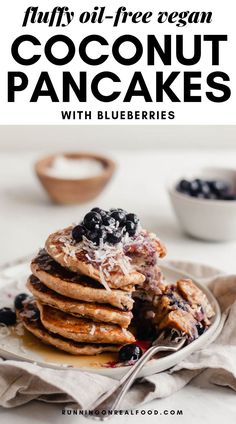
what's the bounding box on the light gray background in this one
[0,125,235,151]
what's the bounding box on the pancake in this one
[37,302,135,345]
[18,304,120,355]
[31,251,134,311]
[177,279,215,320]
[45,227,145,289]
[32,249,134,292]
[27,275,132,328]
[159,309,198,336]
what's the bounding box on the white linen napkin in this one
[0,260,235,409]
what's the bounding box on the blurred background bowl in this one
[35,152,116,205]
[168,167,236,242]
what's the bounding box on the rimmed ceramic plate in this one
[0,257,222,380]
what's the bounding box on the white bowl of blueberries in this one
[168,167,236,241]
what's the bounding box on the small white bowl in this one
[168,167,236,242]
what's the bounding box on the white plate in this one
[0,258,222,380]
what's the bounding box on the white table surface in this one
[1,148,236,424]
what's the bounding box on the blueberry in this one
[86,229,99,244]
[201,182,211,197]
[125,213,139,225]
[107,230,122,245]
[14,293,29,310]
[189,179,201,197]
[119,344,143,362]
[86,228,106,245]
[72,224,85,242]
[0,307,16,326]
[196,323,205,336]
[110,210,126,224]
[125,220,137,236]
[102,215,116,227]
[83,212,102,230]
[208,180,229,196]
[91,207,107,218]
[177,179,190,193]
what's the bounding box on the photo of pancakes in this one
[17,207,214,358]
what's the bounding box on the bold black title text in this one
[7,7,231,103]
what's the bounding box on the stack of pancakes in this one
[18,223,215,353]
[19,225,153,355]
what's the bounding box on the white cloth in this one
[0,260,235,409]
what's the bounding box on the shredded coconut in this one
[57,226,162,291]
[89,325,96,336]
[121,328,129,336]
[99,266,111,292]
[46,156,104,180]
[57,231,133,290]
